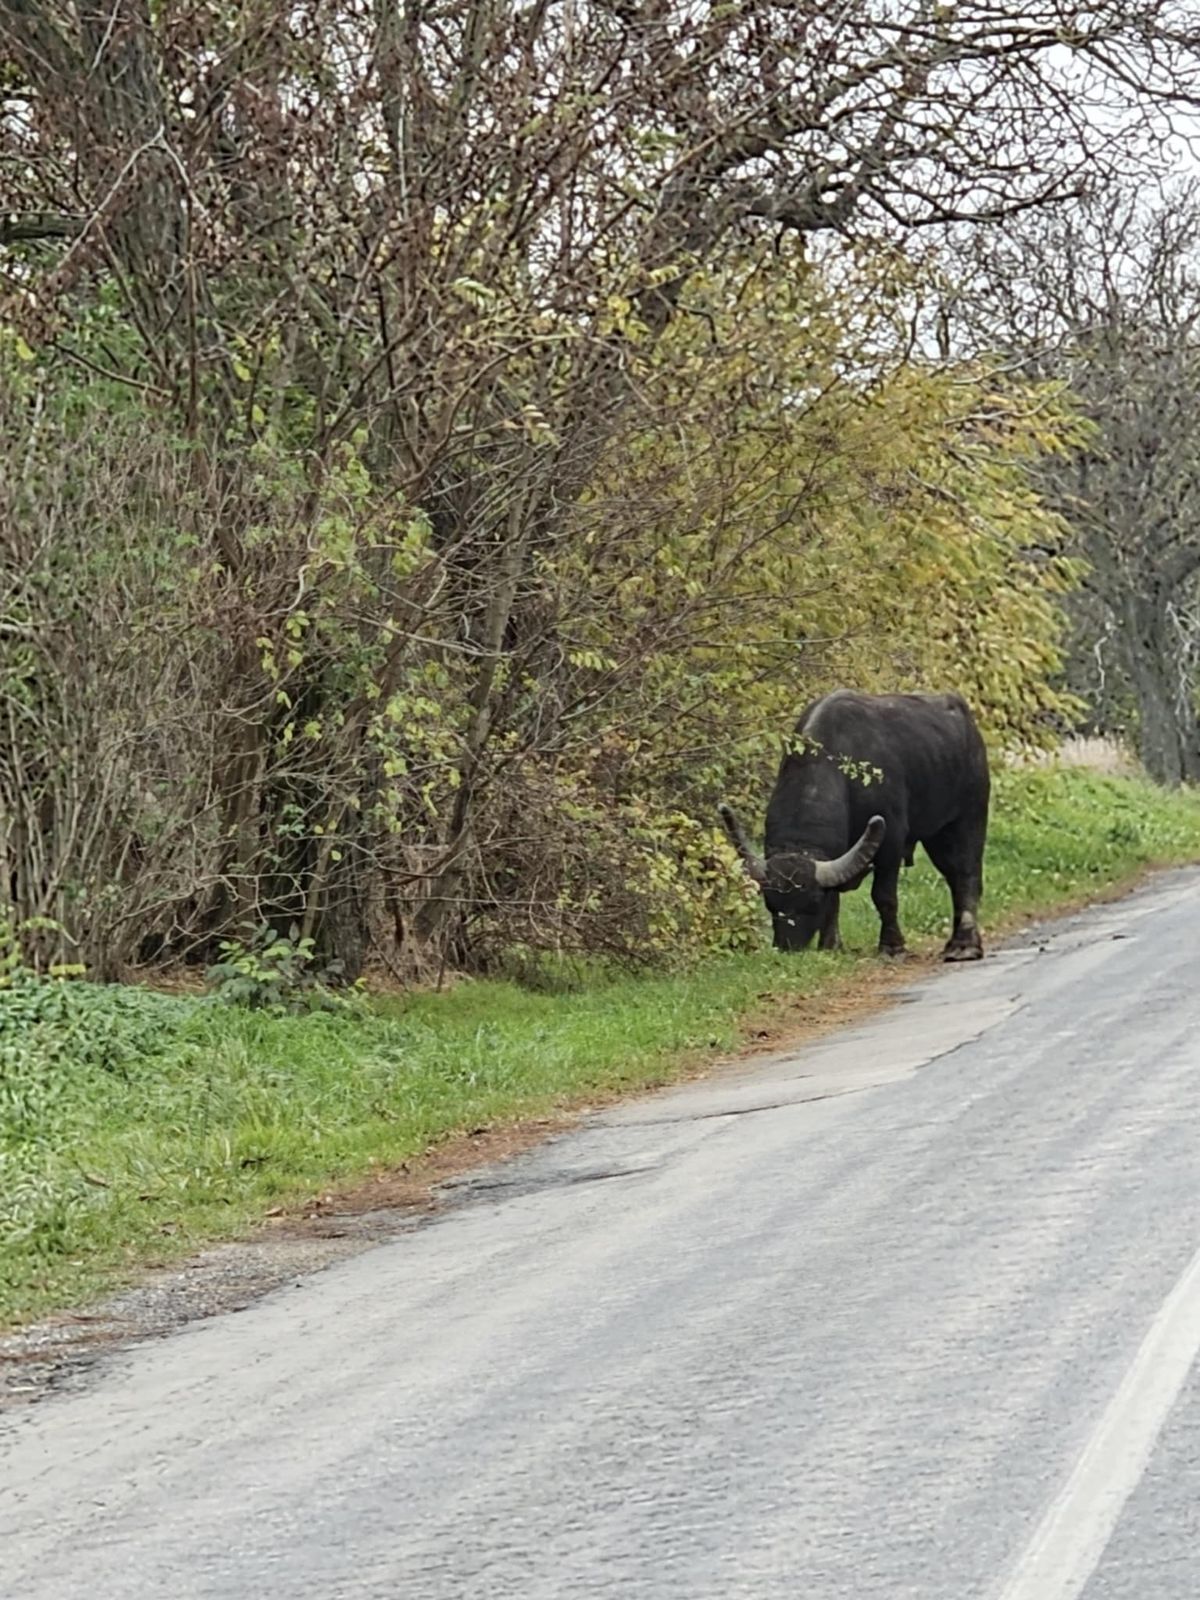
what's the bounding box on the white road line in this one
[996,1241,1200,1600]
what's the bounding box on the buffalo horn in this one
[813,816,886,890]
[717,803,767,884]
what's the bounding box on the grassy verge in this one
[4,765,1200,1329]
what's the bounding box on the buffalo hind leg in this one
[924,824,984,962]
[871,860,907,957]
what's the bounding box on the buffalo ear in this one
[718,803,767,884]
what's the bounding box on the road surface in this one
[4,870,1200,1599]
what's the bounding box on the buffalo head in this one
[718,803,886,951]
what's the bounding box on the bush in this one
[206,924,361,1014]
[0,269,1083,985]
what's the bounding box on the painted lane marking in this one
[997,1241,1200,1600]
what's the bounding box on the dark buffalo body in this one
[720,690,990,959]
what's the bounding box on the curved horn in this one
[718,802,767,884]
[814,815,886,890]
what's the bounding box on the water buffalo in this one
[719,690,990,960]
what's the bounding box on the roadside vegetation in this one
[4,764,1200,1330]
[5,7,1200,1328]
[3,2,1197,986]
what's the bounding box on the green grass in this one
[3,765,1200,1329]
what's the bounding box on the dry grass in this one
[1011,735,1140,777]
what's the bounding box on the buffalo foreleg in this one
[818,892,842,952]
[870,860,906,956]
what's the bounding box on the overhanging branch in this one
[1,212,83,245]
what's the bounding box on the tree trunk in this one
[1122,594,1198,785]
[412,514,527,951]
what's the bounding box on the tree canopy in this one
[2,1,1194,972]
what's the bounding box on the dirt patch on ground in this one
[285,956,923,1231]
[286,1117,577,1226]
[725,956,928,1058]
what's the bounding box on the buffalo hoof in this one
[942,942,984,963]
[878,945,912,961]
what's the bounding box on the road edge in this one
[3,858,1197,1410]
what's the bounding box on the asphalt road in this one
[4,871,1200,1599]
